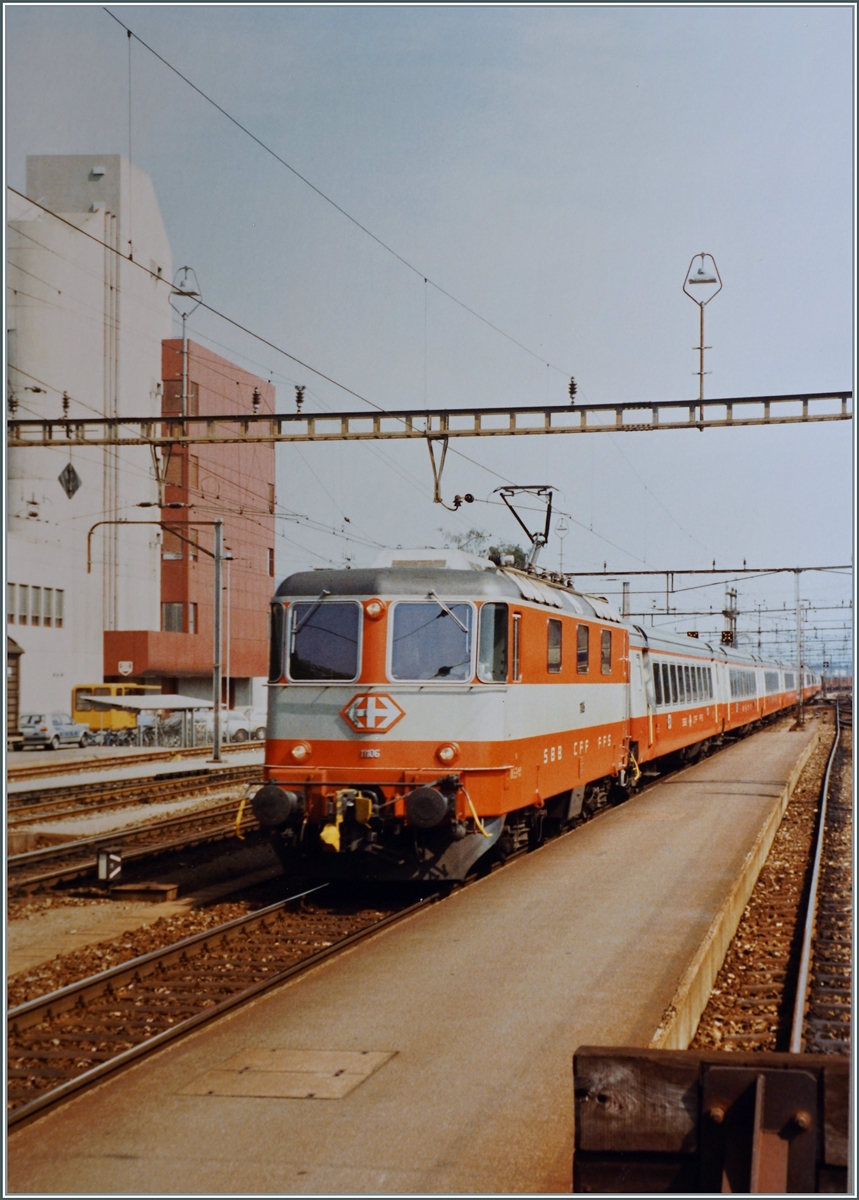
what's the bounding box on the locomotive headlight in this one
[365,598,386,620]
[436,742,460,765]
[290,741,312,762]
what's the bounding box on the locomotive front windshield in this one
[391,602,473,681]
[288,601,360,681]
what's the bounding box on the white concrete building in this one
[7,155,173,715]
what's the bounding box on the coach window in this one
[577,625,589,674]
[691,666,698,702]
[478,603,508,682]
[547,619,562,674]
[391,601,472,681]
[512,613,522,681]
[669,663,678,704]
[661,663,670,705]
[653,661,663,705]
[600,629,612,675]
[290,600,360,681]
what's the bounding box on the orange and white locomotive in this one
[253,547,819,881]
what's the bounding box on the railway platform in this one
[7,745,263,794]
[7,719,820,1195]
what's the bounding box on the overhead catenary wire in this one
[102,7,574,382]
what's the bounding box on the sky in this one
[4,4,855,667]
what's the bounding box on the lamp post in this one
[683,253,722,408]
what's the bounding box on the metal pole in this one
[699,302,705,403]
[212,518,223,761]
[795,569,804,727]
[181,311,188,417]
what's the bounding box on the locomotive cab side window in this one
[653,661,663,705]
[477,603,508,682]
[576,624,589,674]
[391,601,473,681]
[601,630,612,675]
[547,619,562,674]
[512,613,522,681]
[289,600,360,681]
[269,602,287,681]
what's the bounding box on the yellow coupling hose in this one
[460,785,492,837]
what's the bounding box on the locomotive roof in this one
[276,565,610,620]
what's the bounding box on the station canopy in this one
[76,694,214,711]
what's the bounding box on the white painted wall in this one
[7,155,172,715]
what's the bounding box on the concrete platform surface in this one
[7,722,819,1196]
[8,748,263,796]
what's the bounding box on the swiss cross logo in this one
[341,693,405,734]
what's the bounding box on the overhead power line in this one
[103,7,573,380]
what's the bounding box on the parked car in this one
[20,713,91,750]
[189,707,268,743]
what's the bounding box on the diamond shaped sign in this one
[58,462,82,499]
[340,693,405,734]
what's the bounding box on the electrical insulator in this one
[252,387,261,414]
[568,377,578,403]
[295,385,305,413]
[62,391,70,417]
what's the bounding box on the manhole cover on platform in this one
[179,1048,396,1100]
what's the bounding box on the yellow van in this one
[72,684,162,731]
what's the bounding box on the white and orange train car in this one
[253,549,820,881]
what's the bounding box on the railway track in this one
[8,764,258,826]
[7,740,263,784]
[7,887,431,1126]
[691,700,851,1054]
[7,799,260,892]
[792,700,851,1053]
[7,714,826,1126]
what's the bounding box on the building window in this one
[164,452,183,486]
[161,602,183,633]
[268,547,275,577]
[268,483,275,514]
[31,586,41,626]
[547,618,562,673]
[7,583,15,623]
[576,624,589,674]
[188,455,200,492]
[43,588,53,627]
[189,529,199,561]
[188,602,198,635]
[55,589,64,629]
[18,585,28,625]
[161,529,183,560]
[601,629,612,674]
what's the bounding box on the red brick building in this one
[104,340,275,707]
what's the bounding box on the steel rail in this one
[7,887,434,1128]
[8,765,257,823]
[7,814,259,891]
[6,391,852,448]
[7,739,263,783]
[789,702,843,1052]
